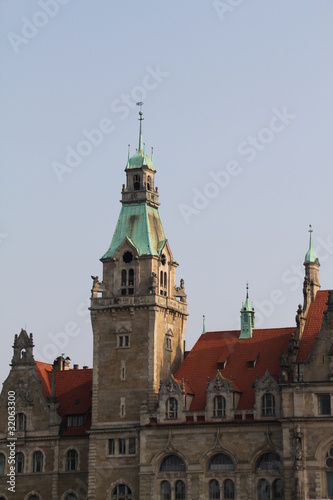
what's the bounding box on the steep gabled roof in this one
[101,203,167,259]
[34,362,92,436]
[297,290,329,362]
[175,328,295,411]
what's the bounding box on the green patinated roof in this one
[243,295,254,312]
[304,225,319,264]
[126,149,155,172]
[102,203,166,259]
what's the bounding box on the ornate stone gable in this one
[206,370,233,394]
[159,374,184,397]
[255,370,279,393]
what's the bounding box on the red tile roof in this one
[34,362,92,436]
[297,290,329,362]
[175,328,295,411]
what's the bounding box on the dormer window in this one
[166,397,178,419]
[213,395,226,418]
[262,393,275,416]
[16,413,26,431]
[133,174,140,191]
[67,415,84,427]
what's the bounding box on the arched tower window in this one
[128,268,134,286]
[147,175,152,191]
[133,174,140,191]
[121,269,127,287]
[262,393,275,416]
[160,270,167,296]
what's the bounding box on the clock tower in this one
[88,107,188,498]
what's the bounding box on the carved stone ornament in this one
[255,370,279,392]
[16,379,34,406]
[159,374,184,396]
[207,370,232,394]
[213,428,224,449]
[165,428,175,451]
[293,424,304,471]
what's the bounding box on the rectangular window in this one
[118,335,130,348]
[67,415,84,427]
[119,438,126,455]
[129,438,136,455]
[318,394,331,415]
[108,439,115,455]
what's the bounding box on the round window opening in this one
[123,252,133,264]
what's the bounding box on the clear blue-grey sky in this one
[1,1,333,385]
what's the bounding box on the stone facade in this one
[0,115,332,500]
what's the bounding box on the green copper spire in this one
[202,314,206,334]
[304,224,319,264]
[239,283,255,339]
[126,103,155,172]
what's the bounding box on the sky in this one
[1,1,333,386]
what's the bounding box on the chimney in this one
[73,364,79,370]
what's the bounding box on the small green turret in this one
[239,284,255,339]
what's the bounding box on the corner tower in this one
[303,224,320,308]
[90,108,188,426]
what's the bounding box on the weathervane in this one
[136,101,144,120]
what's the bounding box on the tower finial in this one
[136,101,144,152]
[246,281,249,299]
[202,314,206,334]
[304,224,319,264]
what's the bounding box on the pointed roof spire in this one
[202,314,206,334]
[136,101,144,152]
[304,224,319,264]
[240,284,255,339]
